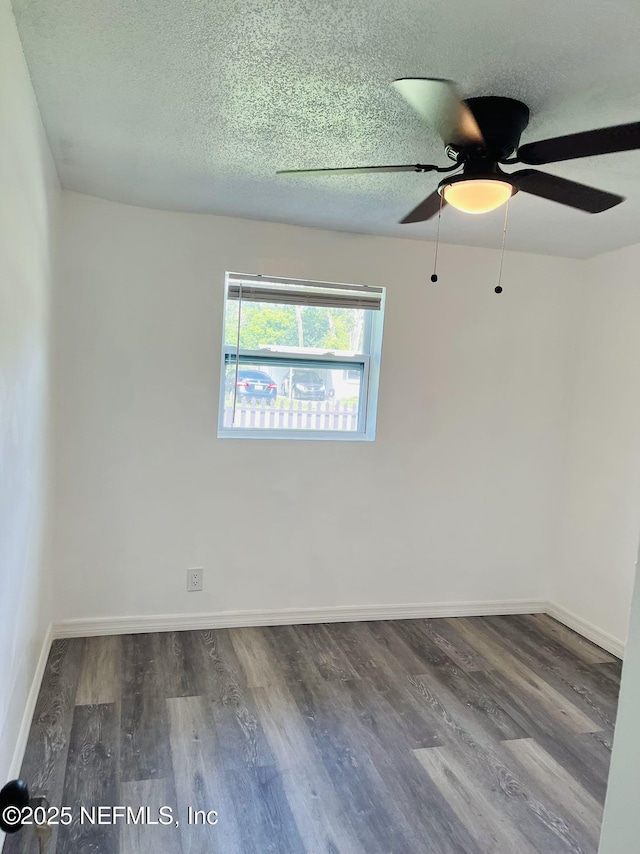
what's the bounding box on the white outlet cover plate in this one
[187,567,203,592]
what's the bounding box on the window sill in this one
[217,428,375,442]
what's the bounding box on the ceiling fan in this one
[277,79,640,223]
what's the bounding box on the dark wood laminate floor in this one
[4,614,621,854]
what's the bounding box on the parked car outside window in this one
[228,369,277,404]
[280,368,327,401]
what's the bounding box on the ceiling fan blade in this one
[393,78,483,147]
[517,122,640,165]
[400,190,444,223]
[512,169,624,213]
[277,164,437,176]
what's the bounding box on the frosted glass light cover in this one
[443,179,513,214]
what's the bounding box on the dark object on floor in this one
[0,779,29,833]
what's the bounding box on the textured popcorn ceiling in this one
[11,0,640,257]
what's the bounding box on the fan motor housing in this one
[437,166,519,198]
[446,96,530,162]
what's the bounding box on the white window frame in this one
[217,273,385,441]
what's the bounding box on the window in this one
[218,272,385,440]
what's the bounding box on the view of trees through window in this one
[224,301,365,353]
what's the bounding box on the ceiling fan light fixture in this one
[442,178,514,214]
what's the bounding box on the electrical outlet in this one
[187,567,203,592]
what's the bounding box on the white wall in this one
[53,192,582,624]
[598,560,640,853]
[551,244,640,646]
[0,0,59,782]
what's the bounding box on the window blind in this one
[227,273,383,311]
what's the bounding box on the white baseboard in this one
[545,601,625,659]
[9,623,54,780]
[53,598,547,639]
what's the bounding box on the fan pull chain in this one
[431,193,444,283]
[495,196,511,294]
